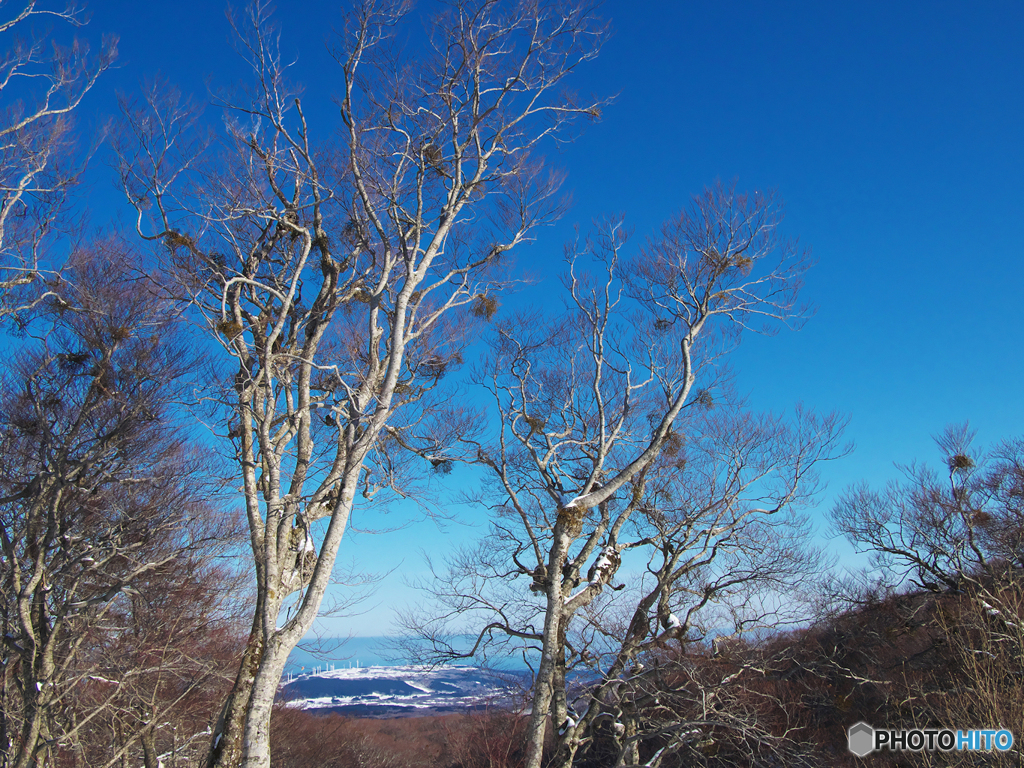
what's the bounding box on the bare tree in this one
[0,241,236,768]
[0,1,115,323]
[738,429,1024,767]
[833,425,1024,626]
[114,1,608,765]
[410,403,843,768]
[401,185,834,768]
[582,636,830,768]
[53,532,247,768]
[830,426,1024,765]
[552,409,842,768]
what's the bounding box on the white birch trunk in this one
[524,522,573,768]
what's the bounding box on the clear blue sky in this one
[69,0,1024,636]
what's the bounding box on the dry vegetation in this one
[267,575,1023,768]
[270,708,529,768]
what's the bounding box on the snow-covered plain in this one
[279,665,524,718]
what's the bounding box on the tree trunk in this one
[620,720,640,767]
[239,637,291,768]
[141,725,159,768]
[548,625,580,768]
[524,524,572,768]
[13,679,44,768]
[206,613,264,768]
[11,715,37,768]
[524,624,558,768]
[1,646,10,768]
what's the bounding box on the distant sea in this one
[285,636,531,674]
[285,637,398,673]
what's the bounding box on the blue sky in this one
[65,0,1024,636]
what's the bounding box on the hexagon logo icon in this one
[848,722,875,756]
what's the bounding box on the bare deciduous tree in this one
[410,403,844,768]
[833,425,1024,627]
[552,409,843,768]
[114,2,608,765]
[0,242,236,768]
[401,185,838,768]
[763,428,1024,766]
[76,564,244,768]
[0,1,115,323]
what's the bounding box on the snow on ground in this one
[279,664,523,717]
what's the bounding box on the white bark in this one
[403,190,828,768]
[115,3,608,766]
